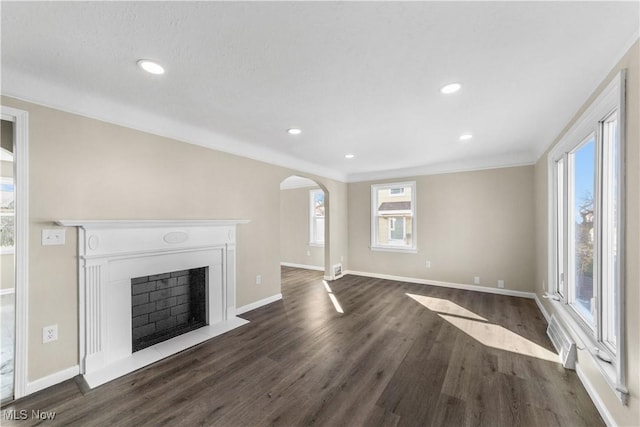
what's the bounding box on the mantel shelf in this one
[56,219,251,229]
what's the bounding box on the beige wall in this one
[280,186,324,268]
[534,41,639,425]
[348,166,536,292]
[0,96,349,382]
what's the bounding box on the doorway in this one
[280,176,326,272]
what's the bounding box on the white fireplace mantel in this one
[57,219,250,389]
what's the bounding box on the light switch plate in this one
[42,228,66,246]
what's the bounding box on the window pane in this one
[389,217,405,241]
[309,189,324,245]
[0,178,14,250]
[373,183,414,249]
[569,136,595,326]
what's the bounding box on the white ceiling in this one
[2,2,638,182]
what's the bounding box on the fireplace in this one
[57,219,250,389]
[131,267,208,352]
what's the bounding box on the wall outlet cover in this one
[474,276,480,285]
[43,324,58,343]
[42,228,66,246]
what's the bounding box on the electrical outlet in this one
[256,275,262,285]
[474,276,480,285]
[43,324,58,343]
[498,280,505,288]
[306,250,311,256]
[42,228,66,246]
[425,260,431,268]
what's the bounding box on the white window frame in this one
[1,106,29,399]
[371,181,417,253]
[547,70,627,403]
[309,188,324,246]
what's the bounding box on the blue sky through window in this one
[574,137,595,223]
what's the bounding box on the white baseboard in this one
[280,262,324,272]
[576,362,616,427]
[236,293,283,315]
[534,294,551,323]
[24,365,79,396]
[345,270,536,299]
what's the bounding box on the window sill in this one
[308,243,324,248]
[370,245,418,254]
[0,247,15,255]
[549,296,628,404]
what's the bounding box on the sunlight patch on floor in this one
[440,314,559,363]
[323,281,344,314]
[406,293,487,321]
[406,293,559,363]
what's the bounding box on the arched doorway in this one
[279,175,327,273]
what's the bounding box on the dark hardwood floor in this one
[2,267,604,426]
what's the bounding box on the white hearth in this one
[57,220,250,389]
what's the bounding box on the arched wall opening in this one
[279,175,328,274]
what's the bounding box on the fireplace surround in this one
[57,219,250,389]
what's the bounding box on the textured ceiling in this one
[2,2,638,182]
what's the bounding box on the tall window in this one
[568,134,596,326]
[0,167,14,254]
[371,181,416,252]
[309,189,324,246]
[549,71,626,402]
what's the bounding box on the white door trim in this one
[2,106,29,399]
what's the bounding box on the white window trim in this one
[308,188,324,247]
[1,106,29,399]
[546,70,627,404]
[371,181,417,253]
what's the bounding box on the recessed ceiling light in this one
[137,59,165,75]
[440,83,461,94]
[459,133,473,141]
[345,154,355,159]
[287,128,302,135]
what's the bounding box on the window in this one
[0,175,14,254]
[371,181,416,252]
[568,134,596,326]
[309,189,324,246]
[548,71,626,402]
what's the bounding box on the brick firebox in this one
[131,267,207,351]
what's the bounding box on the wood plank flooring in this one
[1,267,604,426]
